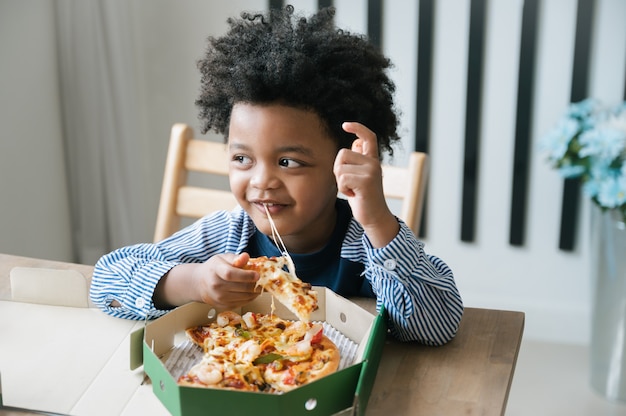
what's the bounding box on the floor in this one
[506,340,626,416]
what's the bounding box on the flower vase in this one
[590,206,626,402]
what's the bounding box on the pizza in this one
[178,310,341,393]
[248,205,318,323]
[245,256,318,323]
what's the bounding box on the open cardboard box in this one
[1,267,152,415]
[130,287,387,416]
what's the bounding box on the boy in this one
[90,6,463,345]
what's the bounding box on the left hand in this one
[333,122,399,247]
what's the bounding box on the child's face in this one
[228,103,339,253]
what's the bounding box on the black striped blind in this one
[509,0,539,246]
[318,0,333,10]
[460,0,487,242]
[367,0,383,50]
[415,0,434,238]
[269,0,283,10]
[559,0,595,251]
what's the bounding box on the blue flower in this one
[579,122,626,162]
[540,118,580,161]
[558,164,586,178]
[596,174,626,209]
[565,98,601,121]
[584,162,616,199]
[582,179,599,200]
[541,99,626,222]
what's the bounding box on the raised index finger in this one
[342,122,379,160]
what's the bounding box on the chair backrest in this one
[154,124,236,242]
[154,123,428,242]
[381,151,428,236]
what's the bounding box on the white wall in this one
[0,1,73,261]
[1,0,625,345]
[128,0,270,215]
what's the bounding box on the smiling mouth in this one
[253,200,283,207]
[253,201,284,213]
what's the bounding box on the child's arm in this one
[90,209,258,319]
[360,223,463,344]
[335,122,463,344]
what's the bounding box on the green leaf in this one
[234,327,251,339]
[253,353,283,364]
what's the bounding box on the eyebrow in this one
[229,142,315,157]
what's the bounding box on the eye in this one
[278,158,303,168]
[232,154,252,166]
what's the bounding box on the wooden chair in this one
[154,123,428,242]
[153,124,236,242]
[382,151,428,236]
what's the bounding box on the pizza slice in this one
[245,256,318,323]
[262,334,340,392]
[256,321,340,392]
[178,350,266,391]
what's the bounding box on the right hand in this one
[153,252,260,309]
[191,252,260,308]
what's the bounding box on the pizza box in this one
[130,286,387,416]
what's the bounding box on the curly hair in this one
[196,5,401,158]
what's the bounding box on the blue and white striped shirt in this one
[90,199,463,345]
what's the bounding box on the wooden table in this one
[0,253,524,416]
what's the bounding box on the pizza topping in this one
[280,320,308,343]
[242,311,258,329]
[187,362,223,385]
[180,312,340,393]
[304,323,324,344]
[236,339,262,363]
[253,352,283,365]
[278,339,313,360]
[217,311,242,327]
[234,327,251,339]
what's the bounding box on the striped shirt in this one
[90,199,463,345]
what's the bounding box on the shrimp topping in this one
[217,311,242,327]
[236,339,262,363]
[280,321,309,343]
[242,311,258,329]
[281,339,313,359]
[189,362,223,385]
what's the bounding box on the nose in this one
[249,163,279,190]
